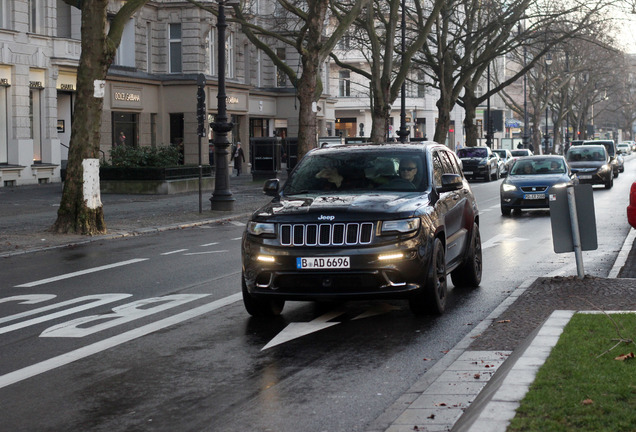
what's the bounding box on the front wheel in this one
[242,276,285,318]
[451,223,482,288]
[409,238,447,315]
[501,204,512,216]
[605,175,613,189]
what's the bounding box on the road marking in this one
[14,259,149,288]
[231,237,242,241]
[0,294,133,333]
[0,295,56,305]
[262,303,401,350]
[262,309,346,350]
[481,234,528,250]
[0,293,242,389]
[230,221,244,227]
[200,242,219,247]
[161,249,188,255]
[184,250,228,256]
[40,294,210,338]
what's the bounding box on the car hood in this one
[505,173,570,186]
[252,193,431,221]
[568,161,605,169]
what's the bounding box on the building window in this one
[29,0,41,33]
[417,71,426,98]
[276,48,286,87]
[226,31,234,78]
[339,70,350,97]
[208,27,216,75]
[30,89,42,162]
[114,18,135,67]
[0,87,7,163]
[169,23,182,73]
[112,112,138,147]
[0,0,9,29]
[169,113,184,163]
[256,49,262,87]
[146,22,152,72]
[250,118,269,138]
[337,32,351,50]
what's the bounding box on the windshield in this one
[457,148,487,158]
[493,150,507,158]
[566,147,606,162]
[510,150,530,157]
[284,150,429,194]
[510,158,566,175]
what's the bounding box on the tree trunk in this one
[463,93,479,147]
[52,1,112,234]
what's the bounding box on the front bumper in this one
[242,237,432,301]
[500,190,550,210]
[573,168,611,185]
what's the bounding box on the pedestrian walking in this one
[231,142,245,176]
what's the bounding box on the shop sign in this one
[112,87,142,108]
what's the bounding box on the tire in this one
[451,223,482,288]
[495,167,500,180]
[501,204,512,216]
[242,275,284,317]
[409,238,447,315]
[485,170,491,182]
[605,175,613,189]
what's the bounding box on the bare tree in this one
[53,0,149,235]
[329,0,444,143]
[189,0,367,159]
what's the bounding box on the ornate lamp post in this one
[522,40,529,149]
[543,53,552,155]
[485,61,493,148]
[397,0,410,143]
[210,0,235,211]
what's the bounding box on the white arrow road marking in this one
[481,234,528,250]
[261,309,347,351]
[262,303,401,350]
[15,259,149,287]
[352,303,401,320]
[0,293,242,390]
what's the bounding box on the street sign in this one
[549,184,597,253]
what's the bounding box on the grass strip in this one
[508,313,636,431]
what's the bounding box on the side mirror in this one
[438,173,463,193]
[263,178,280,197]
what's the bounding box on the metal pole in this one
[397,0,409,143]
[485,62,492,147]
[566,185,585,278]
[210,0,235,211]
[522,45,528,149]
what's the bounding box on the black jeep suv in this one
[241,143,482,317]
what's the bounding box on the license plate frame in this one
[524,193,545,200]
[578,175,593,180]
[297,257,351,269]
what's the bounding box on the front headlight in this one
[598,164,610,172]
[247,221,276,237]
[550,183,568,189]
[381,218,421,235]
[478,160,487,166]
[502,183,517,192]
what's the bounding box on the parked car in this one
[574,140,620,178]
[241,143,482,317]
[628,182,636,228]
[566,145,613,189]
[500,155,578,216]
[492,149,514,176]
[617,142,632,155]
[456,146,500,181]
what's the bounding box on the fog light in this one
[257,255,275,263]
[378,252,404,261]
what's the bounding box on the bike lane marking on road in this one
[0,292,242,389]
[14,259,149,288]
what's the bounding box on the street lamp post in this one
[543,53,552,155]
[397,0,409,143]
[522,43,529,149]
[210,0,235,211]
[485,61,492,148]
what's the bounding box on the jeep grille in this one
[279,223,374,246]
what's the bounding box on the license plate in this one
[297,257,350,269]
[578,175,592,180]
[524,193,545,200]
[463,171,473,175]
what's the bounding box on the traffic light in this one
[196,74,206,137]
